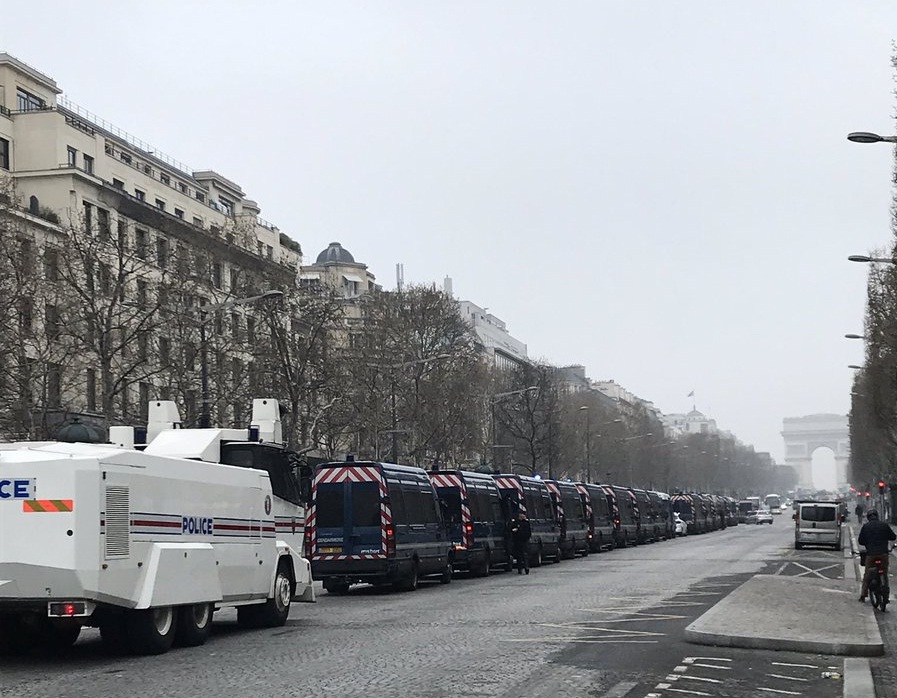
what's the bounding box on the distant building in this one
[662,409,719,438]
[455,298,528,371]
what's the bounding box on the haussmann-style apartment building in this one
[0,52,304,439]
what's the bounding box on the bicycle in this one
[859,544,893,612]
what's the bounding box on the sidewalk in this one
[684,522,883,697]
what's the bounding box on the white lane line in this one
[665,689,712,697]
[655,684,671,690]
[766,674,809,682]
[690,663,731,670]
[599,680,638,698]
[672,665,688,673]
[772,662,817,669]
[756,687,802,696]
[684,657,732,662]
[672,675,722,684]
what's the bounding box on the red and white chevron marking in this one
[494,476,526,516]
[430,473,472,548]
[575,483,593,521]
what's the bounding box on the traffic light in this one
[866,491,871,498]
[879,480,886,494]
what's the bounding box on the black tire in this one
[42,623,81,651]
[126,606,178,655]
[0,614,38,656]
[531,544,543,568]
[795,542,803,550]
[473,550,491,578]
[324,579,350,594]
[395,560,419,592]
[440,559,453,585]
[175,603,213,647]
[99,614,128,654]
[239,567,293,628]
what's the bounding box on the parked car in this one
[755,507,774,525]
[744,509,759,525]
[794,500,843,550]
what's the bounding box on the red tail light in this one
[386,526,396,556]
[304,527,314,555]
[465,524,473,533]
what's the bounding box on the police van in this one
[493,474,561,566]
[603,484,640,547]
[672,493,704,534]
[545,480,590,558]
[307,459,453,593]
[577,483,616,552]
[430,470,510,576]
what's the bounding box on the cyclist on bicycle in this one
[858,510,896,603]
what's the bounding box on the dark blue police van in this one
[430,470,511,576]
[493,474,561,566]
[307,460,453,593]
[545,479,590,558]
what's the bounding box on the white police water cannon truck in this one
[0,398,314,655]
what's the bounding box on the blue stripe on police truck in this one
[0,478,36,499]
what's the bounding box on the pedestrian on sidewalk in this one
[855,502,865,522]
[509,511,532,575]
[858,510,896,602]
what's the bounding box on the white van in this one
[794,501,843,550]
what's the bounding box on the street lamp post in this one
[847,132,897,144]
[579,406,591,482]
[197,290,283,428]
[621,432,653,486]
[490,386,539,472]
[367,354,452,463]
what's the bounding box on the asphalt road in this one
[0,518,846,698]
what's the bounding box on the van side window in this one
[421,487,440,524]
[352,481,382,527]
[490,493,504,523]
[388,481,407,522]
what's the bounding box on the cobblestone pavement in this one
[0,524,831,698]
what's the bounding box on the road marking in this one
[599,680,638,698]
[579,608,687,621]
[538,622,665,637]
[689,663,731,670]
[673,665,688,673]
[756,688,802,696]
[503,636,659,644]
[671,675,721,684]
[772,662,817,669]
[684,657,732,662]
[665,689,712,697]
[766,674,808,682]
[655,684,671,690]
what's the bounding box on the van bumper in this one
[312,558,402,584]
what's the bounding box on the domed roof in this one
[687,409,705,418]
[315,242,355,265]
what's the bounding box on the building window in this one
[158,284,169,308]
[0,138,9,170]
[134,188,145,201]
[45,304,61,339]
[231,312,241,341]
[112,178,124,189]
[174,208,184,219]
[159,337,170,366]
[86,369,97,412]
[117,219,128,250]
[47,364,62,408]
[83,202,92,232]
[97,208,110,240]
[19,297,33,331]
[16,88,44,112]
[155,198,166,211]
[98,263,111,295]
[120,152,132,165]
[67,147,77,167]
[156,238,169,269]
[266,245,273,260]
[19,237,34,270]
[43,248,59,281]
[247,317,256,344]
[137,331,149,361]
[83,154,94,174]
[139,383,150,421]
[135,229,148,259]
[192,216,203,228]
[195,191,205,203]
[137,279,148,308]
[160,173,170,185]
[178,182,187,194]
[214,311,224,336]
[218,197,234,216]
[212,263,223,289]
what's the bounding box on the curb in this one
[683,626,884,657]
[843,658,875,698]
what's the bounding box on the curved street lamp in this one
[848,255,895,264]
[847,132,897,144]
[845,334,865,340]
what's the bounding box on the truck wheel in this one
[175,603,213,647]
[531,544,543,567]
[473,550,491,578]
[42,623,81,651]
[239,567,293,628]
[439,559,453,584]
[395,561,419,592]
[126,606,178,655]
[99,614,128,654]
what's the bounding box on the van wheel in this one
[126,607,178,655]
[175,603,213,647]
[440,559,453,584]
[532,545,543,568]
[98,614,128,654]
[239,567,293,628]
[396,561,419,592]
[474,550,491,578]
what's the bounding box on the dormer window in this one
[16,88,45,112]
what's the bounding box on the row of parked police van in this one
[306,458,741,594]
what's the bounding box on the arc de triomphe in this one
[782,414,849,487]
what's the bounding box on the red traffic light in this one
[879,480,886,492]
[865,492,871,498]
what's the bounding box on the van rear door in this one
[313,466,385,557]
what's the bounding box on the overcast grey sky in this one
[4,2,897,465]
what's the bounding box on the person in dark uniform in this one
[858,510,896,602]
[855,502,865,522]
[509,511,532,575]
